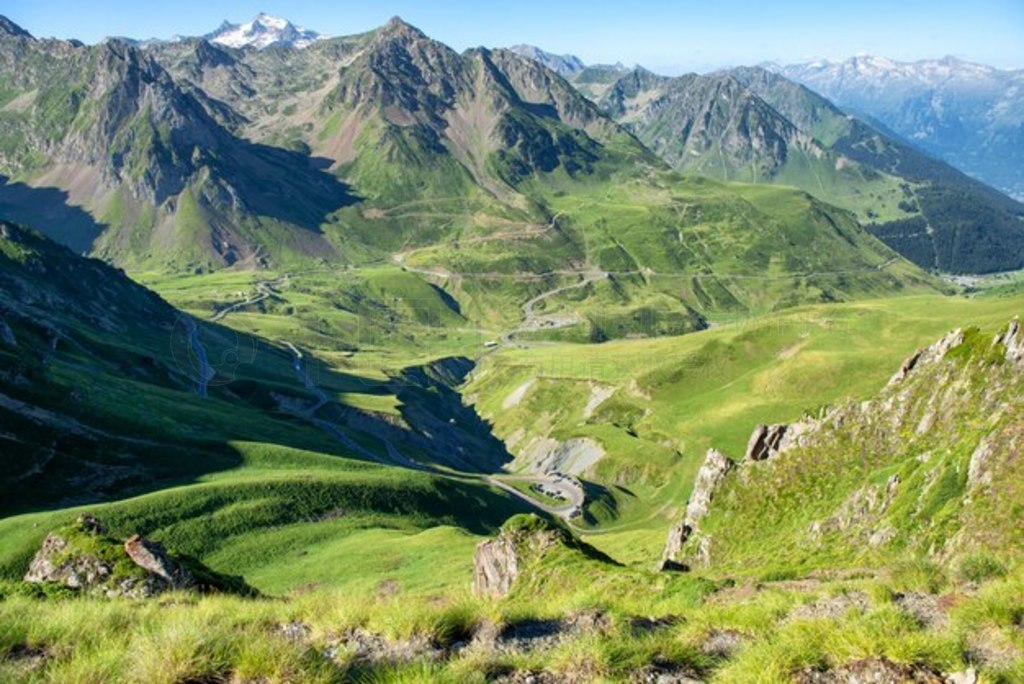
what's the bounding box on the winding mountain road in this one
[211,274,290,322]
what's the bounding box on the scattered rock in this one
[947,669,978,684]
[788,591,871,621]
[278,621,312,643]
[660,449,732,570]
[868,524,897,547]
[492,618,566,654]
[797,657,946,683]
[631,659,705,684]
[468,610,613,656]
[325,628,442,666]
[3,643,50,673]
[894,593,949,630]
[745,424,788,461]
[965,627,1022,670]
[564,608,612,634]
[699,628,747,658]
[493,670,566,684]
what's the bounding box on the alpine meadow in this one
[1,3,1023,683]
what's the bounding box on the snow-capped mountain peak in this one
[205,13,324,50]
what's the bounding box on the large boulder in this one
[123,535,193,589]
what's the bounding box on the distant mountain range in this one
[770,56,1024,203]
[501,48,1024,274]
[0,14,1020,274]
[579,63,1024,273]
[0,13,937,324]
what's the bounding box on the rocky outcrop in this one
[656,320,1024,574]
[660,449,732,570]
[745,424,788,461]
[994,318,1023,364]
[22,515,233,598]
[888,328,964,386]
[684,449,733,527]
[473,515,565,597]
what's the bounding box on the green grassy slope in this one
[0,222,533,597]
[464,294,1024,563]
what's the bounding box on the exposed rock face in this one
[995,318,1023,364]
[659,520,690,572]
[967,438,995,490]
[123,535,193,588]
[745,423,788,461]
[473,516,563,597]
[684,449,734,528]
[660,449,732,570]
[518,436,605,476]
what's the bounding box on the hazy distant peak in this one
[508,44,586,77]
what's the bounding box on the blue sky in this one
[4,0,1023,72]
